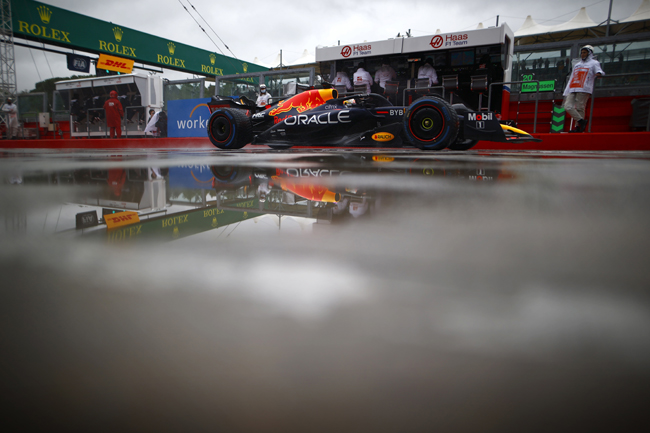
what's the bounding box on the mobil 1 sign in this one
[167,98,212,138]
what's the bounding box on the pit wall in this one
[507,95,649,133]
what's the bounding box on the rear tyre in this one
[403,97,458,150]
[208,108,252,149]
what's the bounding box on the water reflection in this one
[1,152,516,240]
[2,150,650,431]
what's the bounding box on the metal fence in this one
[589,72,650,132]
[485,72,650,133]
[71,106,150,138]
[163,78,206,110]
[214,68,316,100]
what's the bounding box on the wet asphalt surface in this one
[1,147,650,432]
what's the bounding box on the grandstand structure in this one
[513,2,650,93]
[509,1,650,132]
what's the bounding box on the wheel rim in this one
[210,114,233,144]
[409,106,444,142]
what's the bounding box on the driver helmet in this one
[260,84,267,94]
[110,90,118,98]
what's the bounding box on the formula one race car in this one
[206,88,540,151]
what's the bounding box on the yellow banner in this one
[105,211,140,230]
[97,53,134,74]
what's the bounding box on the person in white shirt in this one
[562,45,604,133]
[332,71,352,91]
[417,58,439,87]
[2,97,19,139]
[353,63,373,93]
[374,61,397,92]
[256,84,272,108]
[144,109,160,136]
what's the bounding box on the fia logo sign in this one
[73,58,87,70]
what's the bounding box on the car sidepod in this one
[253,107,380,148]
[460,110,507,143]
[450,103,543,148]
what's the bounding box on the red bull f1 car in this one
[207,88,540,151]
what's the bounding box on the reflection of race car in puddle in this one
[207,89,541,151]
[211,165,372,221]
[210,155,518,221]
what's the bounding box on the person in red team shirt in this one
[103,90,124,138]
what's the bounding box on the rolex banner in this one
[11,0,267,77]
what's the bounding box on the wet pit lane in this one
[2,147,650,432]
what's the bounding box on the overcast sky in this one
[13,0,644,92]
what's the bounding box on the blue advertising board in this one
[168,165,215,189]
[167,98,212,138]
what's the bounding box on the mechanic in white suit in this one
[562,45,604,133]
[332,71,352,91]
[353,63,373,93]
[2,97,19,139]
[417,58,438,87]
[374,60,397,92]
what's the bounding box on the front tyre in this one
[403,97,459,150]
[208,108,252,149]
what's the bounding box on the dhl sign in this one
[97,53,134,74]
[104,211,140,230]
